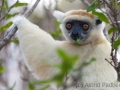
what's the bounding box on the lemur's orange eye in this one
[82,24,89,30]
[66,23,72,30]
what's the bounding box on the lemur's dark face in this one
[65,19,102,42]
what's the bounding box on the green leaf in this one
[11,39,19,44]
[0,6,7,11]
[108,27,118,34]
[0,59,4,73]
[51,49,79,86]
[116,1,120,9]
[13,2,28,7]
[114,37,120,49]
[111,0,114,7]
[29,83,35,90]
[6,13,19,20]
[50,20,62,38]
[116,0,120,9]
[55,20,60,27]
[53,64,61,69]
[40,85,50,90]
[28,80,50,90]
[76,38,81,45]
[117,1,120,5]
[0,66,4,73]
[87,0,98,12]
[118,78,120,82]
[0,22,13,32]
[92,10,110,23]
[82,58,96,67]
[50,29,62,38]
[4,0,9,10]
[31,80,50,85]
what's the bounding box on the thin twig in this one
[0,0,19,21]
[105,59,115,67]
[102,0,114,12]
[0,0,41,50]
[62,74,69,90]
[0,0,5,17]
[111,32,116,62]
[115,48,118,67]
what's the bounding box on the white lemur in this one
[0,0,95,90]
[14,9,118,90]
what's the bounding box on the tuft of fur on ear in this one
[53,10,64,22]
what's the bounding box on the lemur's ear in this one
[53,10,65,22]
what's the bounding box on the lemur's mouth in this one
[71,36,83,41]
[76,38,81,44]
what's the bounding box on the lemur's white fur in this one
[0,0,96,90]
[15,9,119,90]
[56,0,93,12]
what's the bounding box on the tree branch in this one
[0,0,41,50]
[23,0,40,18]
[98,0,120,79]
